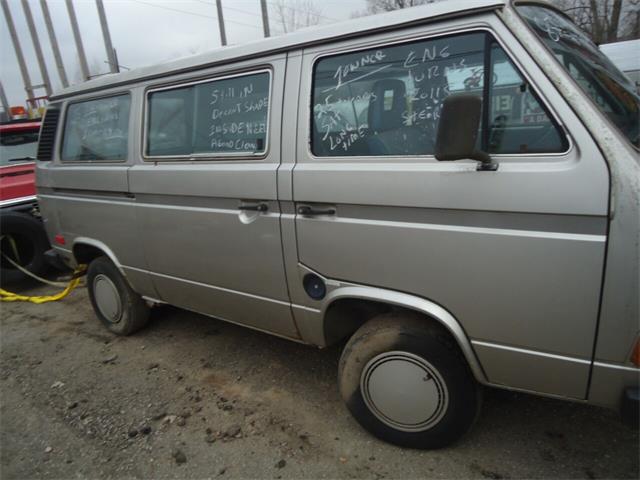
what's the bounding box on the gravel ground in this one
[1,279,638,479]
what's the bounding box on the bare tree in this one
[552,0,640,43]
[271,0,322,34]
[351,0,437,17]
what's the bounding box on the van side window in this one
[311,32,567,157]
[487,43,566,154]
[146,71,270,157]
[312,33,486,156]
[61,94,131,161]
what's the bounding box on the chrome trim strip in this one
[0,161,35,169]
[40,193,604,239]
[124,265,291,307]
[471,340,591,365]
[0,195,37,207]
[593,361,640,373]
[291,304,321,314]
[324,215,606,242]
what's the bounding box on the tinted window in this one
[147,71,270,157]
[311,32,566,157]
[61,95,130,161]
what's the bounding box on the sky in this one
[0,0,366,108]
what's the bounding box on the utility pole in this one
[216,0,227,46]
[260,0,270,37]
[65,0,91,81]
[40,0,69,88]
[21,0,52,96]
[1,0,35,101]
[95,0,118,73]
[0,81,10,117]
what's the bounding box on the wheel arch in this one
[72,237,125,275]
[321,286,488,384]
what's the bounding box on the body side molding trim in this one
[471,340,591,365]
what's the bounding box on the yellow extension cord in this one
[0,252,87,304]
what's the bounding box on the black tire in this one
[87,256,150,335]
[0,211,49,284]
[338,312,481,449]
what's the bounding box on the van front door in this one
[293,25,608,398]
[129,58,298,338]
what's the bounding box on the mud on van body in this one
[36,0,639,448]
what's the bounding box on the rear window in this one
[61,94,131,162]
[146,71,270,158]
[0,130,39,166]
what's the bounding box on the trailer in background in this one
[600,39,640,86]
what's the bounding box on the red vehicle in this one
[0,111,50,283]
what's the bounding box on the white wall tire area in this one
[87,256,150,335]
[339,312,481,449]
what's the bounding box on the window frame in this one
[142,68,273,161]
[307,27,572,160]
[59,92,132,164]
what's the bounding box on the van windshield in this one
[517,5,640,149]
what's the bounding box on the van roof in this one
[51,0,505,100]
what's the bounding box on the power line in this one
[192,0,266,23]
[266,1,339,23]
[191,0,266,29]
[129,0,261,29]
[194,0,340,25]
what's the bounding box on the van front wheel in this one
[338,312,480,449]
[87,256,150,335]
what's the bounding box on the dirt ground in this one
[1,279,638,480]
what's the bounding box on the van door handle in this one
[297,205,336,216]
[239,202,268,212]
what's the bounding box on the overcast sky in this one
[0,0,366,108]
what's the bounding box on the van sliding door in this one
[129,56,298,338]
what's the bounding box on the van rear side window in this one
[146,71,270,158]
[61,94,131,162]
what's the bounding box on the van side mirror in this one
[434,94,497,171]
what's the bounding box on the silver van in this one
[36,0,639,449]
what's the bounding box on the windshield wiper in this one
[8,156,36,162]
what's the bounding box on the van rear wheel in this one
[87,256,150,335]
[338,312,481,449]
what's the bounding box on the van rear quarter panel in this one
[36,89,158,298]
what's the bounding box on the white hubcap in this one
[93,274,122,323]
[360,351,448,432]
